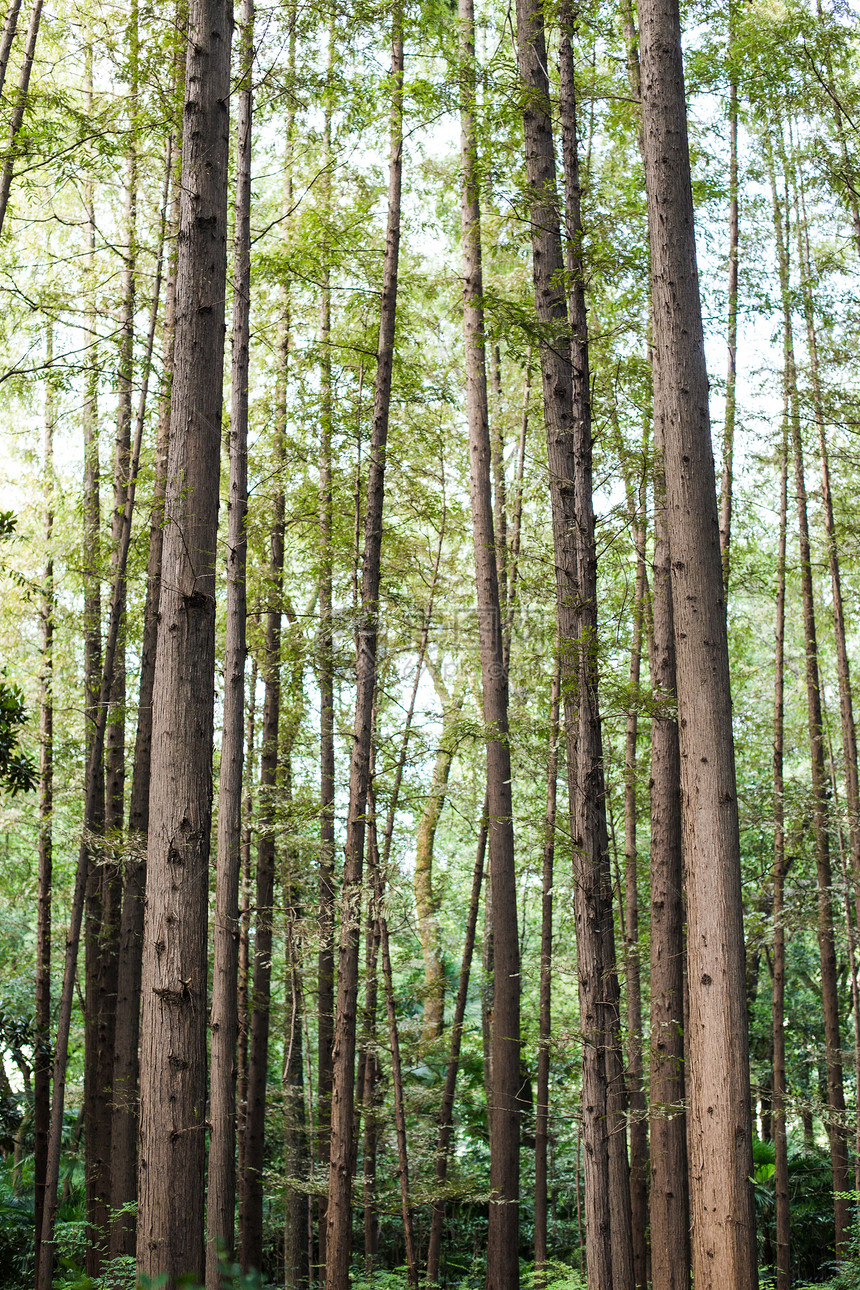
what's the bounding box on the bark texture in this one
[638,0,758,1281]
[648,424,690,1290]
[206,0,252,1274]
[34,328,54,1275]
[534,663,560,1288]
[459,3,521,1282]
[772,424,790,1290]
[136,0,231,1279]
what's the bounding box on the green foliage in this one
[0,675,37,795]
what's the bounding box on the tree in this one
[637,0,758,1282]
[136,0,232,1278]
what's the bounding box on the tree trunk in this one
[0,0,44,238]
[33,323,54,1277]
[0,0,22,100]
[317,19,336,1259]
[324,13,402,1285]
[637,0,759,1281]
[110,123,177,1260]
[459,6,521,1284]
[206,0,252,1276]
[766,128,850,1253]
[622,496,648,1290]
[534,662,560,1289]
[514,0,617,1280]
[425,814,487,1288]
[772,421,790,1290]
[719,2,738,590]
[240,370,286,1278]
[284,865,309,1290]
[88,27,139,1261]
[559,11,635,1287]
[135,0,231,1279]
[360,892,381,1279]
[794,159,860,1016]
[238,656,257,1191]
[648,420,690,1290]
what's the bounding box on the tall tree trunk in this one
[766,129,850,1253]
[237,656,258,1190]
[360,891,381,1279]
[459,6,521,1285]
[240,334,286,1280]
[135,0,231,1279]
[206,0,252,1276]
[324,13,403,1286]
[559,11,635,1287]
[317,18,336,1266]
[622,495,648,1290]
[284,859,309,1290]
[719,0,738,589]
[648,420,690,1290]
[79,37,105,1272]
[514,0,618,1280]
[33,323,54,1277]
[88,21,139,1262]
[425,815,487,1288]
[772,421,790,1290]
[794,159,860,1000]
[614,15,689,1287]
[110,123,177,1259]
[0,0,44,238]
[534,662,560,1290]
[637,0,758,1282]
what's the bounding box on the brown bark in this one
[772,423,790,1290]
[767,129,850,1253]
[534,662,560,1289]
[622,498,648,1290]
[206,0,252,1276]
[284,867,309,1290]
[648,423,690,1290]
[33,324,54,1277]
[425,813,487,1287]
[324,13,402,1286]
[237,656,257,1190]
[794,161,860,1012]
[316,25,335,1275]
[514,0,616,1280]
[80,37,104,1275]
[559,11,634,1287]
[0,0,43,238]
[110,124,176,1260]
[135,0,231,1279]
[459,5,521,1283]
[719,5,738,590]
[360,892,381,1279]
[0,0,22,100]
[88,28,139,1260]
[240,381,285,1277]
[637,0,758,1281]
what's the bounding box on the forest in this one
[0,0,858,1285]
